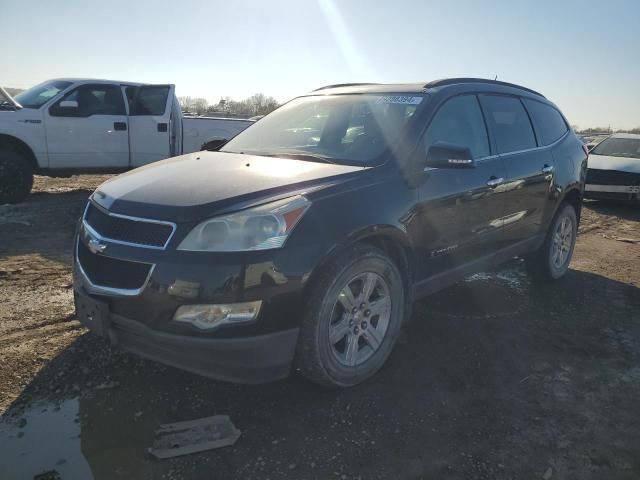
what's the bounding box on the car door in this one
[126,84,175,167]
[45,84,129,168]
[479,94,556,246]
[413,94,508,281]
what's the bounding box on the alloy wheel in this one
[328,272,392,367]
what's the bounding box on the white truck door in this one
[127,84,175,167]
[45,84,129,168]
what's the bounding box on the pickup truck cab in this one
[0,79,253,203]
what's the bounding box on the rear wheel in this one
[0,149,34,204]
[295,244,405,388]
[525,203,577,281]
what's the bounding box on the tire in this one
[0,149,34,204]
[294,244,405,388]
[525,202,577,282]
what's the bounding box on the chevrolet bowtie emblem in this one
[88,238,107,254]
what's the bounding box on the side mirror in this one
[425,143,475,169]
[59,100,79,109]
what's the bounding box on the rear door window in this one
[523,99,568,146]
[480,95,536,154]
[423,95,490,159]
[127,86,170,116]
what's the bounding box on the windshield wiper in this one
[259,152,336,164]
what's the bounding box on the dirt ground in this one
[0,175,639,480]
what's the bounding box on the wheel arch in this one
[0,134,39,172]
[559,187,583,224]
[303,225,415,301]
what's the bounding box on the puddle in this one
[0,399,93,479]
[0,390,161,480]
[423,265,531,319]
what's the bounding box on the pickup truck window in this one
[14,80,72,109]
[423,95,490,159]
[50,85,126,117]
[127,86,170,116]
[221,94,423,166]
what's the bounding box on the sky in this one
[2,0,639,129]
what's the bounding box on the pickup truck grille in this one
[77,240,152,291]
[586,169,640,186]
[84,203,174,249]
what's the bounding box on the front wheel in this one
[525,203,577,281]
[295,244,405,388]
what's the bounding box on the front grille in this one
[77,240,152,291]
[84,203,174,248]
[586,169,640,186]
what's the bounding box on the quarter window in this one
[480,95,536,154]
[524,99,568,146]
[423,95,490,159]
[50,85,126,117]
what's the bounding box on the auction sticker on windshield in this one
[375,96,423,105]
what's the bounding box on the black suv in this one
[73,79,587,388]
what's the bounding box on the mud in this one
[1,175,639,479]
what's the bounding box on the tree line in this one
[179,93,280,117]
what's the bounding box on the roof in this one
[309,78,545,98]
[50,78,149,87]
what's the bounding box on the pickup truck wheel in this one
[0,149,34,204]
[525,203,577,282]
[295,244,405,388]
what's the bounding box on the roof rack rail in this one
[424,78,545,98]
[313,83,379,92]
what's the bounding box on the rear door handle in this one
[157,123,168,133]
[113,122,127,131]
[542,164,554,174]
[487,177,504,188]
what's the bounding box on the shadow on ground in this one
[2,263,640,479]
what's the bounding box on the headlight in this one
[177,195,310,251]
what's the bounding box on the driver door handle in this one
[487,177,504,188]
[542,164,554,174]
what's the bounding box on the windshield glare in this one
[222,94,424,166]
[14,80,72,109]
[591,137,640,159]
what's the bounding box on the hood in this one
[93,151,366,222]
[588,154,640,174]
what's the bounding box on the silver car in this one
[585,133,640,202]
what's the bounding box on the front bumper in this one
[584,184,640,201]
[74,288,299,383]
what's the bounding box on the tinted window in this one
[423,95,489,158]
[524,99,568,145]
[480,95,536,154]
[50,85,125,117]
[128,86,170,115]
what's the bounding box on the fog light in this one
[173,301,262,330]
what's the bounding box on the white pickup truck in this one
[0,79,253,203]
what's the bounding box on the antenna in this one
[494,75,498,81]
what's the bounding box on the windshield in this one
[221,94,424,166]
[591,137,640,159]
[14,80,72,109]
